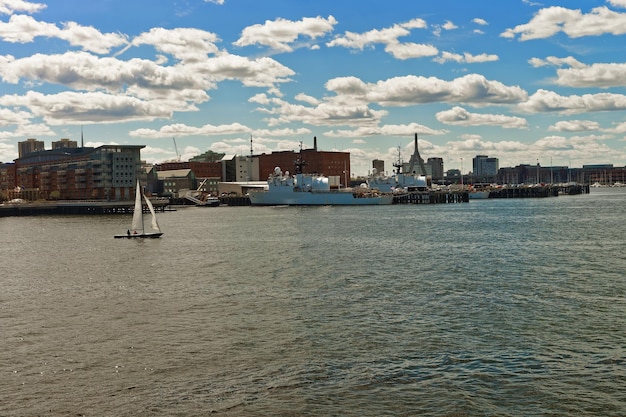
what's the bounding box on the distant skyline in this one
[2,0,626,175]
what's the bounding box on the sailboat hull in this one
[114,232,163,239]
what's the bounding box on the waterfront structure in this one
[156,169,196,196]
[11,145,144,200]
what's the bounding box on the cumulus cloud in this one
[555,62,626,88]
[548,120,600,132]
[518,89,626,114]
[128,27,220,62]
[529,56,626,88]
[608,0,626,8]
[529,56,586,69]
[436,106,528,128]
[0,0,46,15]
[324,122,448,138]
[325,73,527,107]
[234,15,337,52]
[327,18,437,60]
[434,51,499,64]
[129,122,251,138]
[0,14,127,54]
[0,90,177,125]
[501,6,626,40]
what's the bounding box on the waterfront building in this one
[157,169,196,196]
[11,145,144,200]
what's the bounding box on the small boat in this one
[114,180,163,238]
[469,190,490,199]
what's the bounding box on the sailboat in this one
[114,180,163,238]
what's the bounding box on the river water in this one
[1,188,625,416]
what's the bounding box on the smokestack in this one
[314,136,317,151]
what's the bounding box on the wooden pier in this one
[393,191,468,204]
[0,199,169,217]
[488,183,589,198]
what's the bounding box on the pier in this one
[0,199,169,217]
[393,191,468,204]
[488,183,589,198]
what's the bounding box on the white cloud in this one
[128,27,220,62]
[129,122,251,138]
[384,42,439,60]
[518,89,626,114]
[555,62,626,88]
[434,51,499,64]
[548,120,600,132]
[0,90,177,125]
[324,122,448,138]
[327,18,435,60]
[608,0,626,9]
[234,15,337,52]
[502,6,626,40]
[436,106,528,128]
[325,73,527,107]
[0,14,127,54]
[528,56,586,69]
[0,0,45,15]
[473,18,488,26]
[442,20,458,30]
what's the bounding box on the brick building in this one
[10,145,144,200]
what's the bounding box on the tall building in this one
[427,157,444,181]
[18,138,45,157]
[52,138,78,150]
[372,159,385,174]
[473,155,499,180]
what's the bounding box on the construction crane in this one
[173,137,181,161]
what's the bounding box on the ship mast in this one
[294,141,307,174]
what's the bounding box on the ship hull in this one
[249,191,393,206]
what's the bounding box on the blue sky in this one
[2,0,626,175]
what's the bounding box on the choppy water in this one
[1,188,625,416]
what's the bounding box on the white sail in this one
[144,194,161,233]
[131,180,143,232]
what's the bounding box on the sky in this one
[2,0,626,175]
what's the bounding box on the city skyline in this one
[2,0,626,175]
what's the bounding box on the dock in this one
[0,199,170,217]
[488,183,589,198]
[393,191,468,204]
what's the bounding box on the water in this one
[1,188,625,416]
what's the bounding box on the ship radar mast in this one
[294,141,307,174]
